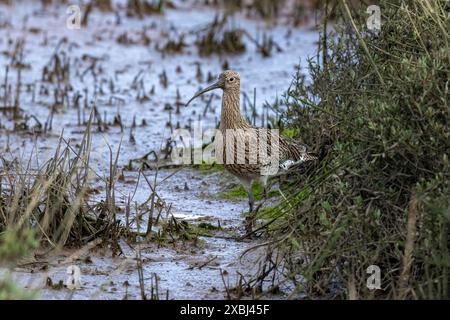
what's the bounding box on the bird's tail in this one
[280,132,332,171]
[279,152,317,171]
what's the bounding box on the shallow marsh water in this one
[0,0,318,299]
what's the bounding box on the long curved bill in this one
[185,80,223,106]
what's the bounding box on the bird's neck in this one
[220,89,250,130]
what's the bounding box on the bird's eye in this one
[229,77,234,82]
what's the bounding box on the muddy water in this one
[9,169,268,300]
[0,0,318,299]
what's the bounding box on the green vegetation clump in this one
[264,0,449,299]
[0,274,36,300]
[0,229,37,263]
[0,229,38,299]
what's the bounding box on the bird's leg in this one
[259,176,269,200]
[246,188,256,234]
[248,187,255,214]
[239,178,255,233]
[240,178,254,213]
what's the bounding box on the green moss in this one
[0,274,37,300]
[220,181,279,201]
[180,221,223,238]
[256,206,276,219]
[192,162,224,175]
[281,127,299,139]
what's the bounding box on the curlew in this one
[186,70,317,230]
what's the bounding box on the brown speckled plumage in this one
[187,70,317,228]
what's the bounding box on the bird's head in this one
[186,70,240,106]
